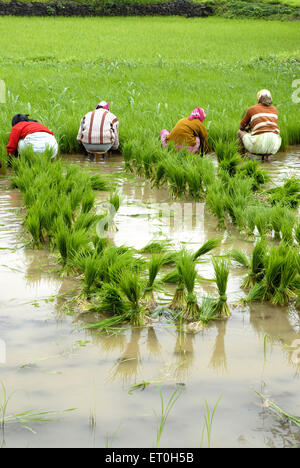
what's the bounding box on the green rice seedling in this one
[119,271,145,326]
[154,386,182,449]
[230,249,250,268]
[184,159,204,200]
[109,191,121,213]
[280,219,294,245]
[82,254,102,297]
[193,237,222,262]
[61,200,74,229]
[268,176,300,209]
[54,220,89,267]
[200,157,216,191]
[200,395,223,449]
[295,223,300,245]
[73,213,102,232]
[212,257,230,317]
[198,296,218,324]
[91,236,108,255]
[162,157,187,198]
[25,208,42,246]
[206,185,226,229]
[140,240,170,254]
[268,247,299,305]
[254,207,271,238]
[89,174,109,191]
[269,205,289,240]
[163,239,221,286]
[153,161,166,188]
[244,282,265,303]
[69,186,85,212]
[160,251,179,266]
[214,139,238,162]
[242,240,267,289]
[224,177,253,229]
[107,251,145,286]
[238,159,270,191]
[81,191,96,214]
[0,379,75,435]
[0,148,8,175]
[92,283,129,318]
[142,255,164,310]
[219,154,241,177]
[246,206,258,235]
[177,250,200,321]
[162,268,180,285]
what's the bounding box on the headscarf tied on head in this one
[188,107,206,122]
[96,101,110,111]
[12,114,37,127]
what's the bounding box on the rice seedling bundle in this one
[268,177,300,209]
[230,249,250,268]
[219,154,242,177]
[242,239,267,289]
[238,159,270,191]
[142,254,164,310]
[177,250,200,321]
[119,271,145,326]
[212,257,231,317]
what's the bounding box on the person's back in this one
[77,101,119,155]
[238,90,281,158]
[161,107,210,155]
[240,103,280,137]
[166,117,207,147]
[7,114,58,158]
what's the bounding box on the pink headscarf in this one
[96,100,110,111]
[188,107,206,122]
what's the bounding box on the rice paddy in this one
[0,15,299,448]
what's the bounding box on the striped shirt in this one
[240,104,280,136]
[77,108,119,149]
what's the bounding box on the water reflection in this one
[209,321,228,374]
[108,327,142,384]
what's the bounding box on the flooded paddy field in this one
[0,149,299,448]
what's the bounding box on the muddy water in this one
[0,149,299,448]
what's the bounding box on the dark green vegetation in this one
[1,0,300,21]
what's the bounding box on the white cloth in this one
[18,132,58,159]
[242,132,281,155]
